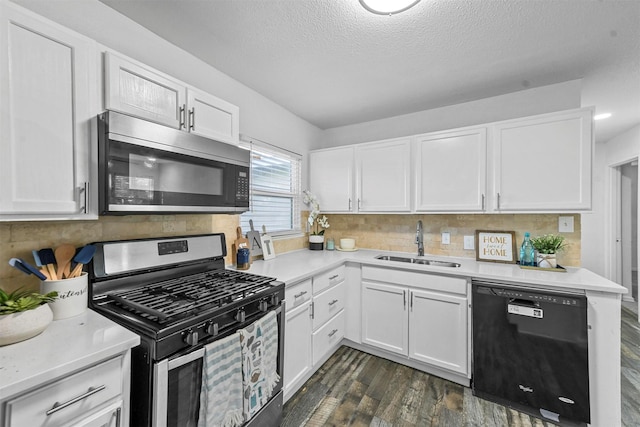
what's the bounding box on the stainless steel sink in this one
[375,255,461,268]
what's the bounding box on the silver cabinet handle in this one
[79,182,88,213]
[348,198,352,211]
[179,105,186,129]
[481,193,485,211]
[46,385,106,416]
[116,407,122,427]
[188,107,195,130]
[328,299,339,306]
[294,291,308,298]
[328,328,338,337]
[329,275,339,280]
[310,302,314,319]
[403,290,406,309]
[410,291,414,311]
[358,198,361,210]
[497,192,501,209]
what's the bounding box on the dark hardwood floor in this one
[283,307,640,427]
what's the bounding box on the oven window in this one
[107,141,228,206]
[166,358,203,427]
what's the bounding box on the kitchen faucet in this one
[416,220,424,256]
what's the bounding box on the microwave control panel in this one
[236,170,249,201]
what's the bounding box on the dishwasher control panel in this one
[479,286,584,307]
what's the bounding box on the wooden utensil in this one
[246,219,263,257]
[54,244,75,279]
[69,244,96,278]
[38,248,57,280]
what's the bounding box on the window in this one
[240,138,302,237]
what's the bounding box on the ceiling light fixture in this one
[594,112,612,120]
[359,0,421,15]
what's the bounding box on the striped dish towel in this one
[197,332,244,427]
[239,310,280,421]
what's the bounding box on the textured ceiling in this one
[99,0,639,141]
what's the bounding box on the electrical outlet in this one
[558,216,574,233]
[464,235,475,250]
[442,232,450,245]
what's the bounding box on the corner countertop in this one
[233,248,626,295]
[0,309,140,400]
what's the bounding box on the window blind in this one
[240,137,302,237]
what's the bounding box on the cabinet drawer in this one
[313,282,345,330]
[6,356,123,427]
[313,264,345,294]
[312,310,345,365]
[362,265,467,295]
[285,279,312,310]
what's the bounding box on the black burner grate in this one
[107,269,276,322]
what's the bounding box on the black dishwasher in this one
[472,280,590,425]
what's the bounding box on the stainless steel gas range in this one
[88,233,284,427]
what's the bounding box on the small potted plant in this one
[0,287,58,346]
[303,190,330,250]
[530,234,567,268]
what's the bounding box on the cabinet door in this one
[309,147,354,212]
[186,87,239,145]
[492,108,593,211]
[283,302,313,399]
[361,281,408,355]
[357,138,411,212]
[409,289,468,375]
[104,51,185,128]
[0,3,95,216]
[415,128,487,212]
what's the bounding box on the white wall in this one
[318,80,582,148]
[12,0,322,188]
[582,125,640,276]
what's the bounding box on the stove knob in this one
[259,300,269,312]
[271,294,280,306]
[206,322,219,336]
[236,309,246,323]
[184,330,199,346]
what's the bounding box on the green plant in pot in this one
[0,288,58,346]
[530,234,567,268]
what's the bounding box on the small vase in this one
[309,235,324,251]
[537,253,557,268]
[0,304,53,346]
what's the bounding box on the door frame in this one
[607,157,639,306]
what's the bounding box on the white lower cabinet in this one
[361,281,408,355]
[360,266,470,379]
[4,356,125,427]
[408,289,468,375]
[283,299,313,396]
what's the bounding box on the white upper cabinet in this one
[104,52,240,145]
[104,51,185,128]
[186,87,239,144]
[309,146,355,212]
[356,138,412,212]
[415,128,487,212]
[492,107,593,211]
[0,2,97,219]
[309,138,411,213]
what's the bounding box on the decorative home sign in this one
[475,230,517,264]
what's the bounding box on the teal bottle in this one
[519,232,535,266]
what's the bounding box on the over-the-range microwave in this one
[97,110,250,215]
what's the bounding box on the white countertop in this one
[0,310,140,400]
[236,248,627,295]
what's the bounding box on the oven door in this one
[152,308,283,427]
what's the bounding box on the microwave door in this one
[102,139,243,214]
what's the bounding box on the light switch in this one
[558,216,574,233]
[442,232,450,245]
[464,235,475,250]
